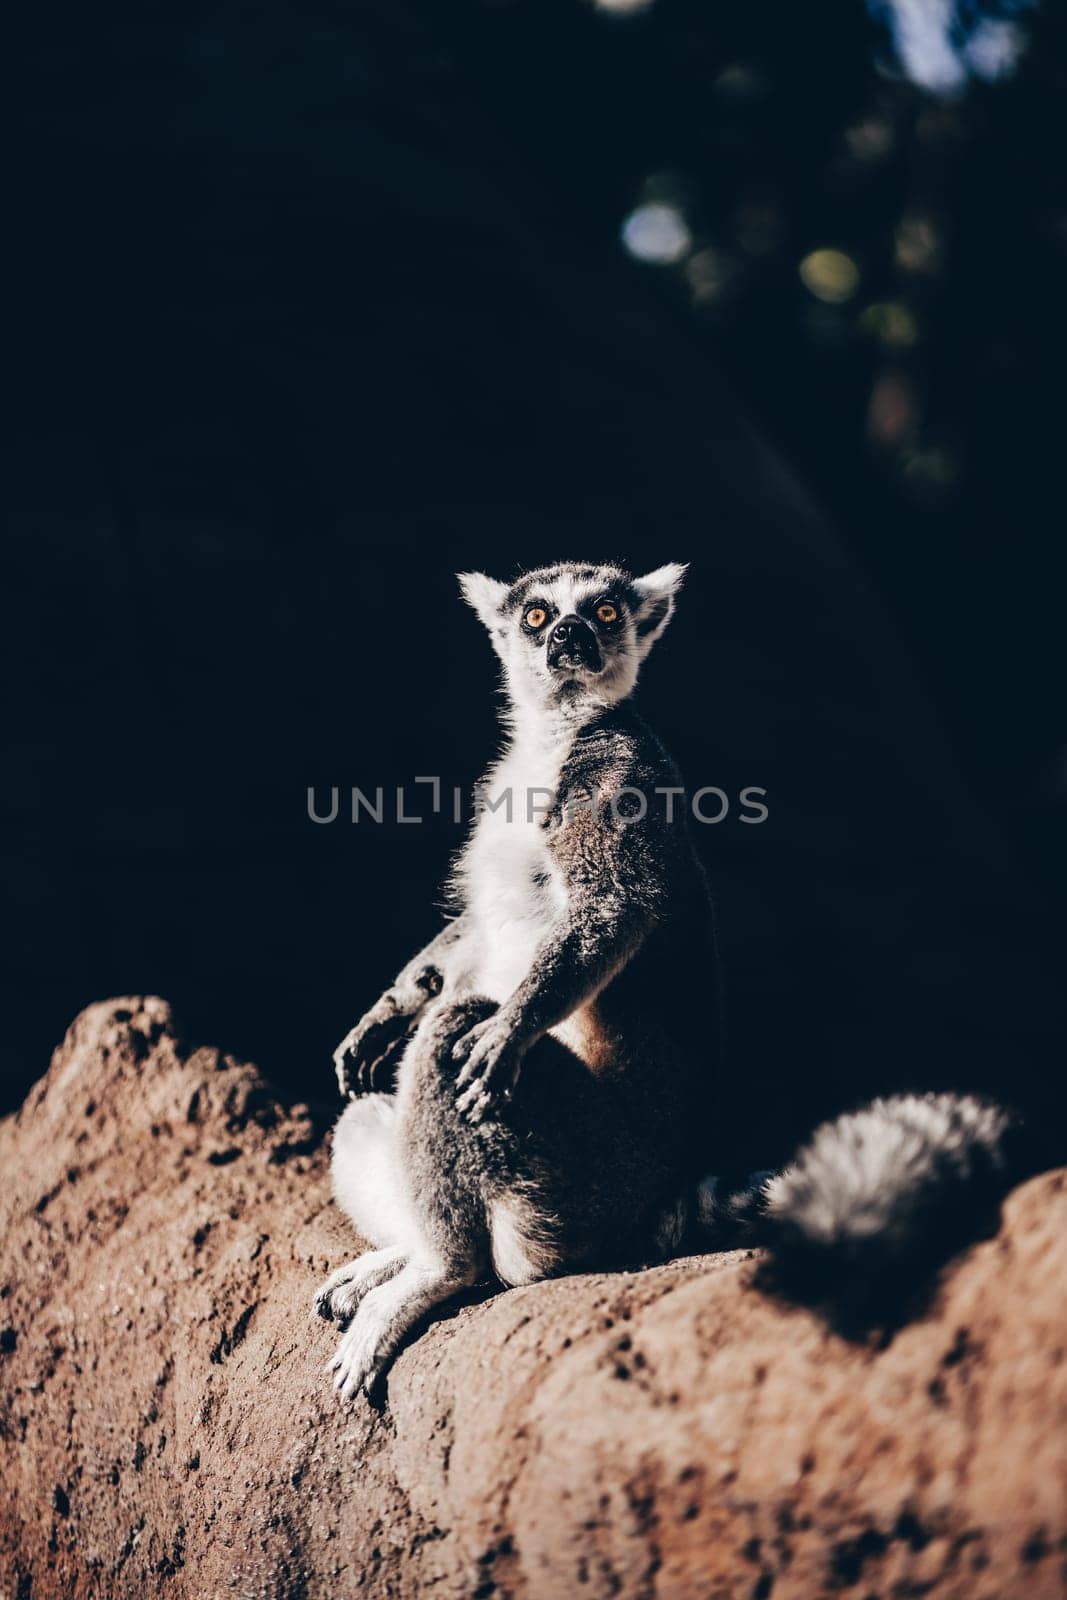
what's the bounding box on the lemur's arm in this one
[334,913,472,1097]
[508,899,648,1035]
[453,819,669,1120]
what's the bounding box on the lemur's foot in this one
[451,1015,525,1123]
[326,1263,465,1400]
[314,1247,406,1322]
[333,1006,414,1099]
[326,1300,393,1398]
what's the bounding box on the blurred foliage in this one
[608,3,1060,524]
[570,0,1065,856]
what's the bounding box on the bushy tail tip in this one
[759,1091,1021,1320]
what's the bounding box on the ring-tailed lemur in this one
[315,560,1021,1396]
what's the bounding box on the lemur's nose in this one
[552,615,585,643]
[547,612,601,672]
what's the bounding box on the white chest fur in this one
[460,729,571,1003]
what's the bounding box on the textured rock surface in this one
[2,998,1066,1599]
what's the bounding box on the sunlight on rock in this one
[622,202,692,264]
[799,248,860,304]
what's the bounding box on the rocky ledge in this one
[2,999,1065,1598]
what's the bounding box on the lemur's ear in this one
[458,571,509,632]
[631,563,688,655]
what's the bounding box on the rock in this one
[2,999,1066,1599]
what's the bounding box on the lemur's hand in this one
[334,967,445,1099]
[333,999,411,1098]
[451,1013,527,1123]
[334,966,443,1099]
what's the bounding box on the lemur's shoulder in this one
[549,705,695,903]
[560,704,682,795]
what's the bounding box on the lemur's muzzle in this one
[547,615,602,673]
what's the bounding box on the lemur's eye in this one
[595,602,618,624]
[524,606,548,629]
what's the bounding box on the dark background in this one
[4,0,1065,1169]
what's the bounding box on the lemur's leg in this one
[334,913,474,1097]
[487,1192,565,1287]
[328,1094,419,1248]
[323,996,672,1393]
[314,1094,422,1321]
[326,998,494,1397]
[327,1257,478,1399]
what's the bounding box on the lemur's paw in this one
[326,1304,391,1400]
[333,1001,414,1098]
[314,1249,405,1322]
[314,1267,356,1322]
[452,1017,524,1123]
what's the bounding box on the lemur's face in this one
[458,561,686,711]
